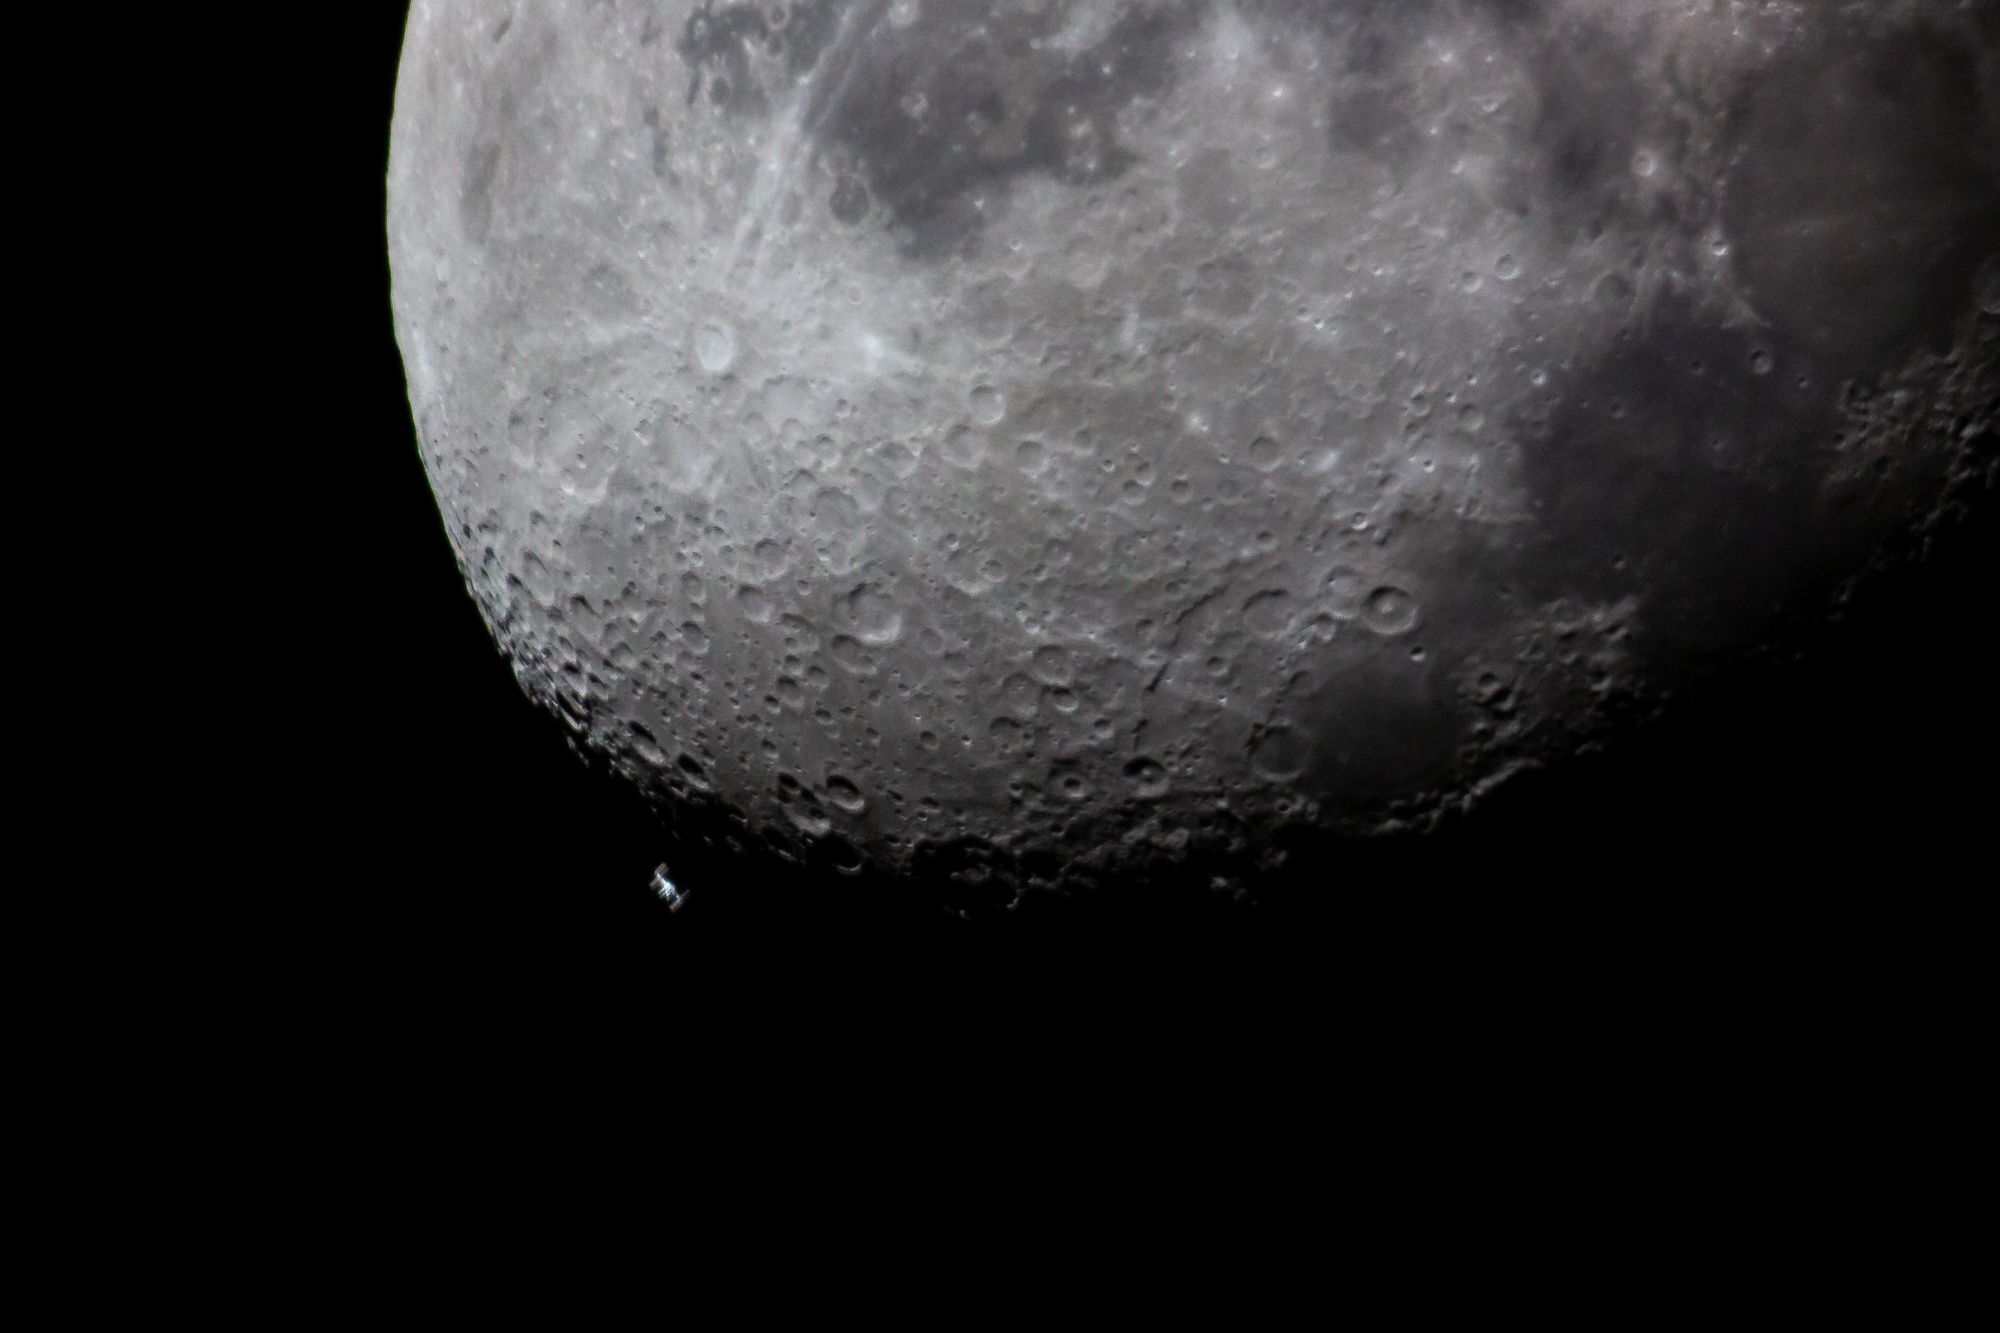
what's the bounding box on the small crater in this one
[1593,272,1634,309]
[1066,246,1110,289]
[969,384,1006,425]
[835,582,902,644]
[830,635,876,675]
[819,834,865,874]
[1363,586,1419,636]
[696,323,736,373]
[1243,590,1293,638]
[785,803,833,838]
[940,424,986,469]
[824,774,866,813]
[828,174,868,223]
[1476,670,1516,715]
[1124,757,1169,798]
[1251,728,1312,780]
[737,584,773,623]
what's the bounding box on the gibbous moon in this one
[389,1,1999,892]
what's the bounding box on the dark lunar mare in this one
[1515,15,2000,673]
[1517,306,1834,662]
[677,1,1576,252]
[1286,7,2000,810]
[682,0,1203,256]
[1722,20,2000,376]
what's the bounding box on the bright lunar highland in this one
[389,1,2000,889]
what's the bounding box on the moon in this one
[388,1,2000,898]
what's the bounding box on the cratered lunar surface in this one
[389,1,2000,892]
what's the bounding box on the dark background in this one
[286,4,1993,1029]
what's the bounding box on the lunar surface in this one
[389,1,2000,895]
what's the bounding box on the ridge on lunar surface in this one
[389,1,2000,897]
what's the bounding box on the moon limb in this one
[389,0,2000,894]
